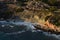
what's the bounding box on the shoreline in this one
[33,23,60,35]
[0,20,60,35]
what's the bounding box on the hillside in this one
[0,0,60,33]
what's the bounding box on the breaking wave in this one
[0,21,60,40]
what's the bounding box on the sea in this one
[0,20,60,40]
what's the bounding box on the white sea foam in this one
[0,21,60,40]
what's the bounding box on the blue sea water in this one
[0,21,60,40]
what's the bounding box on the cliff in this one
[0,0,60,34]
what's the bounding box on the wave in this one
[0,21,60,40]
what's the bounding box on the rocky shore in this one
[0,0,60,35]
[0,20,60,35]
[33,22,60,35]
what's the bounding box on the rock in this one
[33,22,60,35]
[25,1,50,11]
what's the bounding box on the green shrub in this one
[16,8,24,12]
[41,0,48,3]
[17,0,28,2]
[45,15,60,26]
[41,0,57,5]
[48,0,57,5]
[49,6,57,11]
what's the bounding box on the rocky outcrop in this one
[34,21,60,34]
[24,1,50,11]
[0,0,60,34]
